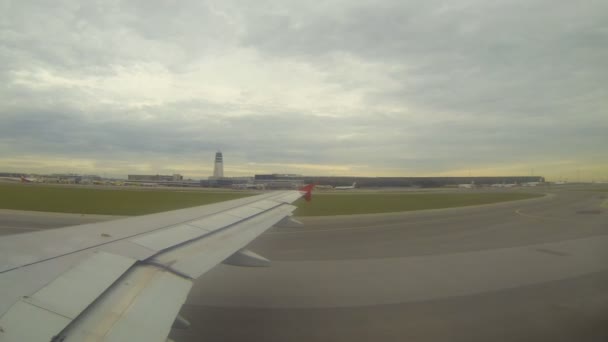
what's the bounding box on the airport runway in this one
[0,209,122,236]
[0,188,606,341]
[176,188,608,342]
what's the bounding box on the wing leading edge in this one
[0,186,313,342]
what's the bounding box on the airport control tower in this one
[212,151,224,178]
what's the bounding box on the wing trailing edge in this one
[0,187,313,341]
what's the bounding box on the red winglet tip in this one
[299,183,315,202]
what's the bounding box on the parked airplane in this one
[0,177,22,182]
[458,181,475,189]
[335,182,357,190]
[0,176,41,183]
[20,175,39,183]
[491,181,517,188]
[0,184,315,341]
[232,183,264,190]
[314,184,334,190]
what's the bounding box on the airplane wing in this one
[0,186,313,342]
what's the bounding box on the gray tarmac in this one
[0,209,123,236]
[1,187,607,341]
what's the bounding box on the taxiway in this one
[1,188,606,341]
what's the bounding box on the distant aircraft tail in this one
[352,182,357,187]
[299,183,315,202]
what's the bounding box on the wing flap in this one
[0,300,71,342]
[22,252,136,319]
[0,252,136,341]
[0,188,310,342]
[61,266,192,342]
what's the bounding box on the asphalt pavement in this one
[0,187,606,341]
[175,188,608,342]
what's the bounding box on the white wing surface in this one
[0,188,311,342]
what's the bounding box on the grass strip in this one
[293,192,543,216]
[0,183,252,215]
[0,183,542,216]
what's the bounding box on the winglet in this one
[299,183,315,202]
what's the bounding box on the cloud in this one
[0,0,606,180]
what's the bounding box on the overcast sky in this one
[1,0,606,180]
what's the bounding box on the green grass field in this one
[293,192,543,216]
[0,183,252,215]
[0,183,542,216]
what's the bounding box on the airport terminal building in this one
[128,174,183,182]
[254,174,305,189]
[255,175,545,188]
